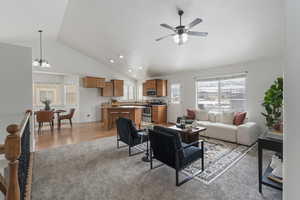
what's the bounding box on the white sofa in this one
[194,112,260,146]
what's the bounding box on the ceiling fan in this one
[156,9,208,45]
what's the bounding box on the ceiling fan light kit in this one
[156,9,208,45]
[32,30,51,68]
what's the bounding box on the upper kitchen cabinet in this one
[101,82,113,96]
[111,79,124,96]
[156,80,168,97]
[100,79,124,97]
[143,79,168,97]
[83,76,105,88]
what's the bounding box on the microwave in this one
[147,90,156,96]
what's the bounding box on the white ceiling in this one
[0,0,284,79]
[58,0,284,79]
[0,0,68,42]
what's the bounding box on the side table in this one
[258,133,283,193]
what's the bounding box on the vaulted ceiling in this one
[0,0,284,79]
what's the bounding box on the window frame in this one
[170,83,181,104]
[195,74,247,112]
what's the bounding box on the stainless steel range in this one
[142,99,167,123]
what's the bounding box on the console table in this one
[258,133,283,193]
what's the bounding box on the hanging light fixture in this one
[32,30,50,68]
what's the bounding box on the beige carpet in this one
[31,136,282,200]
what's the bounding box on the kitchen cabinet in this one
[101,82,113,96]
[83,76,105,88]
[143,79,168,97]
[112,79,124,96]
[100,79,124,97]
[156,80,168,97]
[143,82,147,96]
[152,105,167,124]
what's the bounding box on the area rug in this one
[32,136,281,200]
[183,137,255,184]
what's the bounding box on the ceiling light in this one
[128,68,133,73]
[32,30,51,68]
[119,55,124,59]
[138,66,143,70]
[110,59,115,63]
[173,33,188,45]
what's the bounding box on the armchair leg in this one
[175,168,203,186]
[176,170,179,186]
[201,141,204,172]
[129,146,131,156]
[150,148,153,169]
[69,119,72,127]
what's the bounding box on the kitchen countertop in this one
[106,105,146,109]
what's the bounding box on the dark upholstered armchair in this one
[116,118,148,156]
[149,126,204,186]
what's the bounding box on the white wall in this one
[13,39,136,122]
[284,1,300,199]
[0,42,32,116]
[159,57,283,129]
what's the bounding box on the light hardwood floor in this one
[35,122,117,151]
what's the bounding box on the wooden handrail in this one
[1,110,32,200]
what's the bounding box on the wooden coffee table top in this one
[168,125,206,134]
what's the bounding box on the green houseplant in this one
[261,77,283,131]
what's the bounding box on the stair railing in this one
[0,110,33,200]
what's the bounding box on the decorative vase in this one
[44,104,51,111]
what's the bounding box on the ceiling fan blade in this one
[187,18,203,29]
[155,34,176,41]
[187,31,208,37]
[160,23,175,31]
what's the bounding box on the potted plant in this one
[261,77,283,132]
[41,99,52,111]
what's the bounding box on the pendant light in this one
[32,30,50,68]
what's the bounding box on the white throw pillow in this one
[196,110,209,121]
[215,113,222,122]
[208,112,216,122]
[221,112,235,124]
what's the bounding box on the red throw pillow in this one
[186,109,196,120]
[234,112,247,125]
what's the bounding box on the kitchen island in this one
[101,105,145,129]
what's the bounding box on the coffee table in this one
[169,125,207,147]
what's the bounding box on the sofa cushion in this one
[221,112,235,125]
[206,123,238,143]
[196,110,209,121]
[196,120,212,127]
[208,112,216,122]
[215,113,222,122]
[234,112,247,125]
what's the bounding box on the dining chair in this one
[36,110,55,134]
[58,108,76,129]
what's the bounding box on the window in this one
[122,84,136,101]
[170,83,181,104]
[33,84,62,106]
[65,85,78,105]
[196,75,246,112]
[33,83,78,106]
